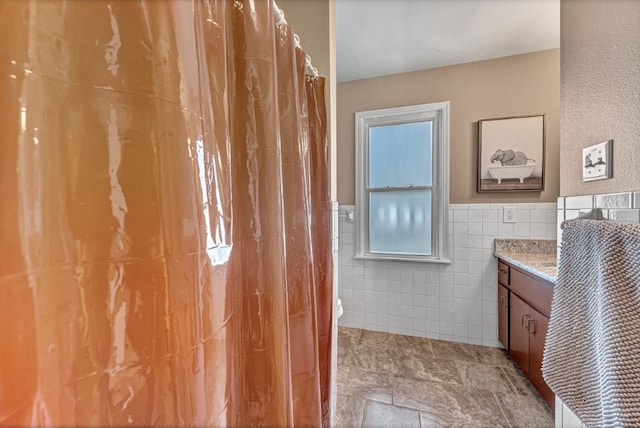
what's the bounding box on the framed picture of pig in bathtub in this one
[478,114,545,192]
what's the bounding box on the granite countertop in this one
[494,239,558,283]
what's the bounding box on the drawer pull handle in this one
[500,295,507,308]
[499,269,508,274]
[528,319,536,334]
[521,313,529,328]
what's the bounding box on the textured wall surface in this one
[278,0,331,83]
[278,0,337,201]
[560,0,640,197]
[337,49,561,205]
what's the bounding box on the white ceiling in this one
[336,0,560,82]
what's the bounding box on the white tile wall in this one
[556,191,640,259]
[338,202,558,347]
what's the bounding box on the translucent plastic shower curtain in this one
[0,0,333,426]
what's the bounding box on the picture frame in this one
[477,114,545,192]
[582,140,613,182]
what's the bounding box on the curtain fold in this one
[275,21,323,427]
[306,75,333,426]
[0,1,332,426]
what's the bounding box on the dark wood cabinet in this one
[509,293,531,378]
[498,259,555,410]
[497,261,511,350]
[529,307,554,407]
[498,283,509,349]
[498,261,510,286]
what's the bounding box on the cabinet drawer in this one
[498,261,510,286]
[509,268,553,318]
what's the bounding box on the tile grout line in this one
[493,392,514,428]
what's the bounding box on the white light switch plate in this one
[503,206,516,223]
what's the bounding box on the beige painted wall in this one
[278,0,330,79]
[337,49,560,205]
[278,0,338,200]
[560,0,640,197]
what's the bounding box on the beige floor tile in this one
[471,345,514,368]
[419,411,497,428]
[391,376,508,426]
[336,327,550,428]
[362,400,420,428]
[500,360,542,396]
[430,339,482,363]
[454,360,517,394]
[358,329,433,355]
[339,365,394,404]
[335,393,366,428]
[495,391,554,427]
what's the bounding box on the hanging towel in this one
[543,219,640,427]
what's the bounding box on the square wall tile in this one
[468,249,483,261]
[497,222,514,237]
[469,312,483,326]
[468,222,483,236]
[468,325,483,340]
[594,192,632,209]
[468,236,483,249]
[454,210,469,223]
[453,235,469,248]
[514,223,530,238]
[341,232,355,244]
[453,248,468,262]
[482,222,498,236]
[530,222,546,238]
[516,209,530,223]
[454,222,469,236]
[565,195,593,209]
[609,209,640,223]
[482,312,497,327]
[564,210,581,220]
[482,209,498,223]
[530,209,547,223]
[342,221,354,233]
[535,203,557,209]
[468,209,483,222]
[482,236,495,249]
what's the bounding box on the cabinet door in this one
[528,307,554,410]
[509,293,530,378]
[498,261,510,286]
[498,284,509,350]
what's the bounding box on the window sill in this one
[353,254,451,264]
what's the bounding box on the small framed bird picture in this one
[582,140,613,182]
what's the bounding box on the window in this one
[355,102,450,263]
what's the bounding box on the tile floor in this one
[336,327,553,427]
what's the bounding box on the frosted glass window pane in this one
[369,190,431,255]
[369,121,432,188]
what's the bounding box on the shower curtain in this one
[0,0,333,426]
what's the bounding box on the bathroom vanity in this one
[494,239,557,410]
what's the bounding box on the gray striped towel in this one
[543,219,640,427]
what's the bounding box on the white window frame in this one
[355,101,450,263]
